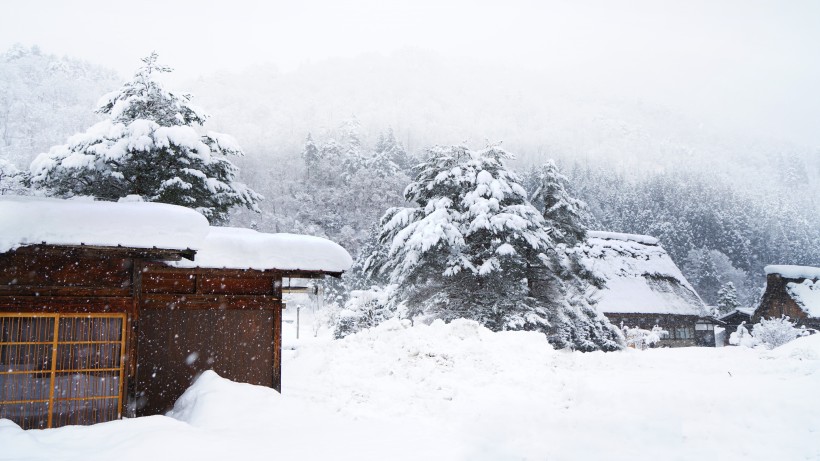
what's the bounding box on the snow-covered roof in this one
[0,195,352,273]
[580,231,706,316]
[169,227,352,273]
[718,307,755,321]
[586,230,659,246]
[785,279,820,318]
[736,307,756,316]
[764,265,820,280]
[0,195,209,254]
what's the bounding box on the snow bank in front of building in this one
[286,318,556,419]
[765,265,820,280]
[766,334,820,361]
[169,227,353,272]
[0,195,209,254]
[0,368,459,461]
[166,370,284,429]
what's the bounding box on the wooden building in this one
[0,196,351,429]
[752,265,820,330]
[580,231,718,347]
[718,307,755,345]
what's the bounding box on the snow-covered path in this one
[2,319,819,461]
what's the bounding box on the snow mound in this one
[286,318,556,419]
[0,195,209,254]
[169,227,353,272]
[167,370,283,430]
[766,334,820,361]
[765,265,820,280]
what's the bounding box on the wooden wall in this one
[135,264,281,416]
[0,246,134,312]
[1,246,284,423]
[604,313,706,347]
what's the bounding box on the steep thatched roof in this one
[580,231,706,316]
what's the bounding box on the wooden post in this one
[124,258,143,418]
[272,276,282,393]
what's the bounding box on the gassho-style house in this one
[0,195,352,429]
[580,231,720,347]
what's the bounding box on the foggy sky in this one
[2,0,819,145]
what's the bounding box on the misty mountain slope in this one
[0,44,119,166]
[187,50,819,198]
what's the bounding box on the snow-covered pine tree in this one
[684,248,722,304]
[28,52,261,224]
[527,160,622,351]
[716,282,740,316]
[366,143,553,331]
[0,159,27,195]
[529,160,591,246]
[375,128,413,173]
[301,133,320,180]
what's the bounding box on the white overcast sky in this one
[2,0,820,144]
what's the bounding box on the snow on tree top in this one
[586,231,659,246]
[0,195,352,273]
[764,265,820,280]
[170,227,353,273]
[0,195,208,254]
[786,280,820,318]
[580,231,706,315]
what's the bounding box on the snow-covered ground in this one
[2,320,819,461]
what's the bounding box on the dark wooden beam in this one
[13,244,196,261]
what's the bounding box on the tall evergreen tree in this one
[375,128,412,173]
[527,160,622,351]
[366,144,622,350]
[529,160,591,246]
[366,144,552,330]
[28,53,261,224]
[716,282,740,316]
[301,133,320,180]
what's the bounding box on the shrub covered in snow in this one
[729,321,759,347]
[752,316,805,349]
[334,285,398,338]
[0,159,27,195]
[730,317,808,349]
[622,325,667,350]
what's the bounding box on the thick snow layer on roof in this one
[765,265,820,280]
[786,280,820,318]
[580,232,705,315]
[736,307,756,316]
[586,230,659,246]
[0,195,209,254]
[170,227,353,272]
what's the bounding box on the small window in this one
[674,327,694,339]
